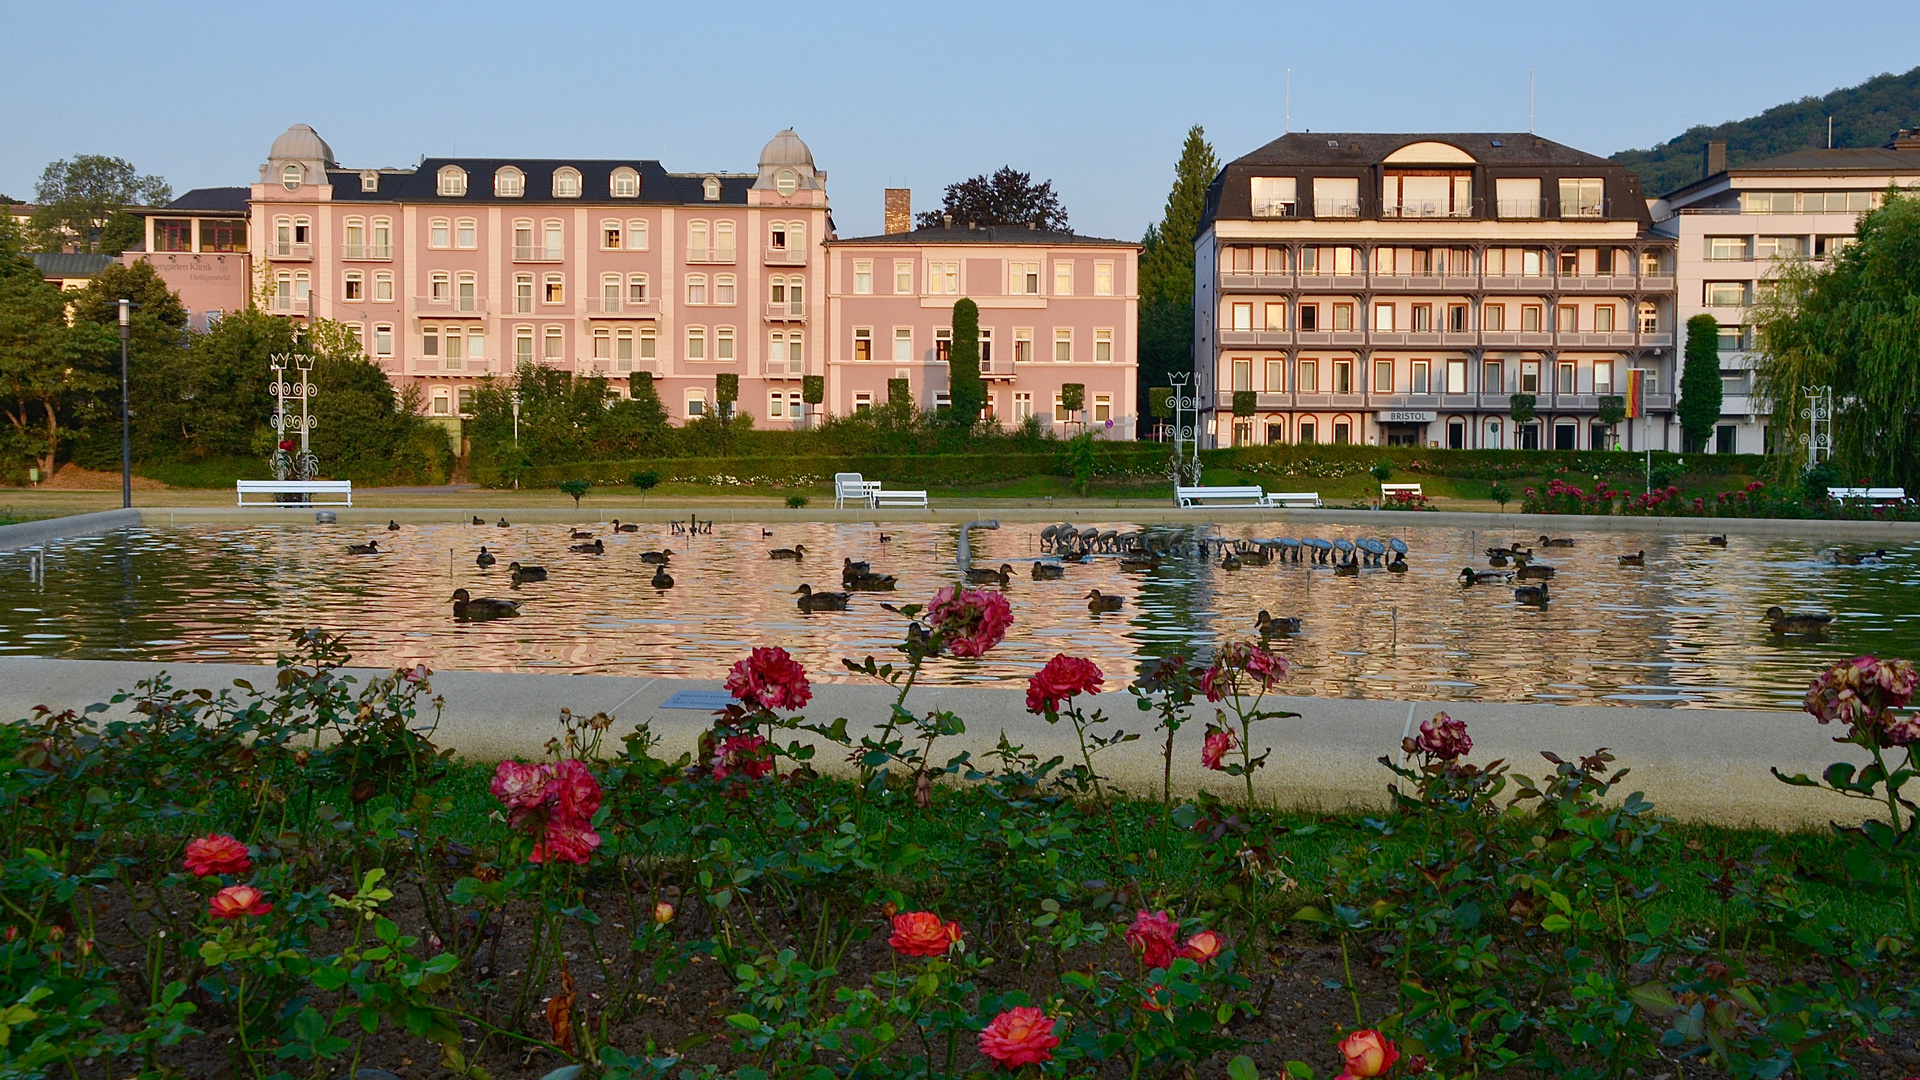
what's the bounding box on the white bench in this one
[1268,491,1323,508]
[834,472,882,508]
[236,480,353,506]
[1381,483,1424,500]
[1177,485,1272,507]
[1829,486,1907,504]
[870,489,928,509]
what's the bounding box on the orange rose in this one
[183,834,251,877]
[1337,1029,1399,1079]
[888,911,962,957]
[1182,929,1224,963]
[208,884,273,920]
[653,902,675,925]
[978,1006,1060,1069]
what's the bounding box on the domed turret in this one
[751,129,823,200]
[758,129,814,169]
[269,124,337,167]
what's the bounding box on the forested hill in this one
[1610,66,1920,197]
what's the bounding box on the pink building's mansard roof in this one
[828,224,1137,248]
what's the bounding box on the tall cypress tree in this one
[1679,313,1723,451]
[1137,126,1219,416]
[947,297,984,428]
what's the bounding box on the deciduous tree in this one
[0,214,115,476]
[30,155,171,254]
[916,168,1068,230]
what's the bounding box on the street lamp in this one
[510,390,521,490]
[117,298,131,509]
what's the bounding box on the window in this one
[601,275,622,311]
[979,328,993,369]
[282,163,303,190]
[430,271,451,302]
[1250,176,1298,217]
[1093,394,1112,423]
[1094,328,1113,362]
[1299,420,1317,443]
[1094,262,1114,295]
[1010,262,1040,295]
[1053,329,1072,362]
[345,323,364,352]
[1410,303,1431,331]
[613,328,635,370]
[1477,360,1498,394]
[852,260,873,294]
[444,329,464,364]
[1594,360,1613,394]
[1756,235,1805,259]
[1054,261,1073,295]
[1332,360,1352,394]
[1557,305,1578,333]
[927,261,958,294]
[200,218,246,252]
[373,271,393,303]
[360,171,378,192]
[686,327,706,360]
[1483,304,1504,331]
[775,168,797,197]
[853,328,873,362]
[1014,328,1032,364]
[552,167,581,198]
[543,275,564,304]
[1717,324,1747,351]
[1594,305,1616,332]
[515,327,534,364]
[893,328,912,362]
[1558,177,1604,218]
[456,219,476,248]
[544,220,564,260]
[1263,302,1287,330]
[343,271,363,301]
[514,274,534,313]
[703,177,721,201]
[342,218,364,257]
[686,389,707,417]
[769,221,803,252]
[1447,303,1468,332]
[437,166,467,197]
[1265,359,1286,392]
[544,327,564,360]
[1639,301,1660,333]
[1232,358,1251,391]
[154,218,192,251]
[1373,303,1394,331]
[1521,249,1544,277]
[429,219,450,248]
[1495,177,1541,217]
[373,324,392,356]
[495,167,524,197]
[1705,282,1747,307]
[1411,359,1430,394]
[853,391,874,412]
[1314,176,1360,217]
[1011,392,1033,421]
[1383,171,1471,217]
[716,274,735,305]
[714,221,735,260]
[422,326,439,359]
[1559,251,1579,277]
[611,167,639,198]
[1298,360,1318,393]
[894,261,913,294]
[1520,361,1540,394]
[432,392,450,416]
[602,223,623,250]
[1231,303,1253,332]
[1557,362,1575,395]
[639,327,656,360]
[1707,236,1749,261]
[1521,305,1542,332]
[1332,421,1351,445]
[1298,304,1318,331]
[1054,393,1071,422]
[716,327,735,360]
[1373,359,1393,393]
[686,274,708,305]
[627,219,649,251]
[934,327,952,364]
[687,221,709,260]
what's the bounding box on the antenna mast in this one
[1529,69,1535,134]
[1286,69,1291,133]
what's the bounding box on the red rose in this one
[1126,909,1180,970]
[209,884,273,919]
[530,818,601,865]
[490,760,555,813]
[928,586,1013,658]
[712,733,773,780]
[183,834,251,877]
[550,758,602,825]
[1025,654,1103,714]
[725,647,812,712]
[978,1006,1060,1069]
[1201,726,1236,771]
[888,911,962,957]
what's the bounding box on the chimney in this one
[884,188,911,234]
[1703,140,1727,179]
[1889,129,1920,150]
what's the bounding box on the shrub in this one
[785,493,809,509]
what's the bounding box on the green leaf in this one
[726,1013,764,1032]
[1290,905,1331,924]
[539,1068,585,1080]
[1227,1055,1260,1080]
[309,965,350,992]
[1541,914,1573,933]
[1285,1061,1317,1079]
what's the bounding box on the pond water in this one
[2,520,1916,710]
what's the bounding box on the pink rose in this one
[183,834,251,878]
[1025,654,1103,714]
[1338,1029,1399,1078]
[1415,713,1472,760]
[1201,726,1235,771]
[713,733,773,780]
[530,818,601,865]
[490,760,555,812]
[209,884,273,919]
[1126,909,1180,970]
[927,586,1013,658]
[977,1006,1059,1069]
[551,758,601,825]
[725,646,812,712]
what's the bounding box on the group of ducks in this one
[1203,535,1410,575]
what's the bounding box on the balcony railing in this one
[585,296,658,317]
[1559,201,1610,220]
[411,296,487,314]
[763,358,806,377]
[1251,200,1299,219]
[764,301,806,321]
[341,244,392,260]
[1312,200,1362,218]
[611,357,661,377]
[268,241,311,260]
[980,357,1018,379]
[1494,200,1542,219]
[513,245,564,262]
[267,295,309,314]
[685,246,736,264]
[1219,272,1295,291]
[1381,201,1472,219]
[763,247,807,265]
[1217,327,1668,351]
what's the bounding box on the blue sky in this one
[3,1,1916,239]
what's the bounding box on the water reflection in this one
[1,520,1914,710]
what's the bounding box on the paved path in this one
[0,657,1868,829]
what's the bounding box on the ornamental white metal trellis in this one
[269,351,319,482]
[1165,374,1202,486]
[1800,384,1833,469]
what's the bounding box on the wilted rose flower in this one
[1201,726,1236,771]
[209,884,273,919]
[977,1006,1060,1069]
[1026,654,1103,714]
[490,760,555,813]
[1126,909,1180,970]
[712,734,773,780]
[725,647,812,712]
[927,586,1013,659]
[183,834,251,878]
[888,911,962,957]
[1414,713,1472,760]
[1202,641,1289,701]
[1338,1029,1399,1078]
[1806,656,1920,747]
[1182,929,1224,963]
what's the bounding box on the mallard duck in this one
[762,528,775,537]
[1256,610,1302,636]
[1085,589,1123,613]
[1487,550,1511,567]
[497,518,511,528]
[795,583,850,611]
[472,515,486,525]
[640,548,673,564]
[965,563,1013,585]
[843,571,897,591]
[650,565,674,589]
[1120,553,1161,572]
[569,538,605,555]
[1221,549,1243,570]
[1516,563,1555,580]
[387,520,401,531]
[451,588,520,620]
[611,520,639,533]
[1333,559,1360,577]
[507,561,547,583]
[769,544,807,560]
[1514,582,1550,605]
[1387,554,1408,573]
[878,532,892,543]
[476,545,496,568]
[1538,535,1575,548]
[1618,550,1645,566]
[1459,566,1510,585]
[1763,606,1833,634]
[346,540,380,555]
[570,528,595,540]
[1708,535,1728,547]
[1827,548,1889,566]
[1031,561,1065,580]
[843,558,873,578]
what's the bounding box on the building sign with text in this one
[1377,410,1437,423]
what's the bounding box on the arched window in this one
[437,166,467,197]
[282,163,303,191]
[553,167,582,198]
[775,168,797,197]
[494,167,525,197]
[611,167,639,198]
[703,176,721,201]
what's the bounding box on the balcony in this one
[267,295,309,315]
[1556,331,1638,347]
[585,296,659,318]
[412,296,487,315]
[612,358,662,377]
[980,357,1018,380]
[1219,272,1294,292]
[763,247,806,266]
[685,246,736,264]
[1381,201,1472,220]
[1312,200,1362,218]
[1494,200,1542,219]
[1294,272,1363,289]
[1251,200,1299,219]
[1639,332,1674,348]
[341,244,391,260]
[763,358,806,378]
[1480,331,1555,348]
[513,245,564,262]
[1218,329,1292,348]
[764,301,806,321]
[267,241,311,261]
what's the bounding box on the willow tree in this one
[1751,188,1920,486]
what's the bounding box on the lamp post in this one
[117,299,131,508]
[510,390,521,490]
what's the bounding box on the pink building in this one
[126,187,252,331]
[825,193,1139,436]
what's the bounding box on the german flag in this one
[1624,368,1644,419]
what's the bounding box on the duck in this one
[1618,550,1645,566]
[1487,550,1511,568]
[1827,548,1889,566]
[1763,606,1833,634]
[965,563,1013,585]
[843,571,898,591]
[906,620,941,655]
[1255,610,1302,637]
[476,545,496,568]
[843,558,873,578]
[1513,582,1550,605]
[472,515,486,526]
[769,544,807,560]
[507,561,547,583]
[611,520,639,533]
[451,588,520,620]
[1333,559,1360,577]
[346,540,380,555]
[650,565,675,589]
[762,528,775,537]
[387,520,401,531]
[877,532,892,543]
[795,583,851,611]
[1220,549,1243,570]
[1459,566,1510,585]
[639,548,673,564]
[1538,535,1575,548]
[497,518,511,528]
[569,538,605,555]
[1119,553,1161,572]
[1515,563,1556,581]
[570,529,595,540]
[1708,535,1728,547]
[1085,589,1124,613]
[1031,561,1065,580]
[1387,554,1408,573]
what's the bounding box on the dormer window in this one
[553,167,582,198]
[703,176,721,201]
[495,167,524,197]
[611,167,639,198]
[775,168,797,197]
[437,166,468,197]
[359,171,379,192]
[282,164,303,191]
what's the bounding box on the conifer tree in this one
[1138,127,1219,414]
[947,298,983,428]
[1679,314,1723,452]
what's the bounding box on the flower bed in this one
[5,611,1920,1078]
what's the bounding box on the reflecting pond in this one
[3,520,1917,710]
